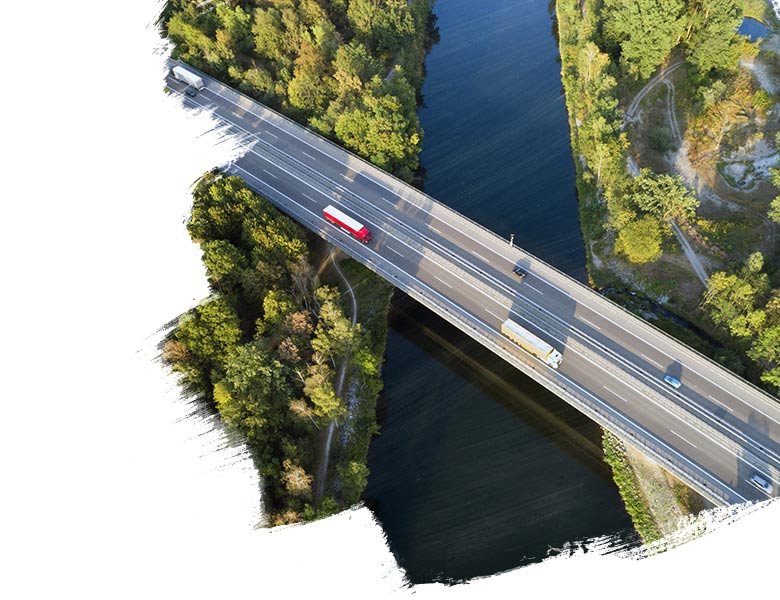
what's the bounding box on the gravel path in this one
[312,249,358,507]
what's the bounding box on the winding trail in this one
[624,61,685,124]
[312,248,358,507]
[624,61,709,286]
[626,59,777,284]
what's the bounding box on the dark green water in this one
[363,0,635,584]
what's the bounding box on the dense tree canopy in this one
[630,169,699,222]
[614,216,664,264]
[683,0,744,75]
[165,0,436,180]
[165,173,388,522]
[602,0,686,80]
[702,253,780,390]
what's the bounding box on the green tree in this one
[334,75,421,173]
[602,0,686,80]
[176,296,241,371]
[748,292,780,389]
[188,175,257,244]
[701,257,770,337]
[614,216,664,264]
[338,461,370,501]
[216,341,293,440]
[303,361,346,420]
[288,42,332,114]
[769,137,780,223]
[630,169,699,221]
[201,239,247,289]
[215,3,253,58]
[333,41,382,96]
[263,289,297,327]
[684,0,743,75]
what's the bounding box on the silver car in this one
[663,375,681,389]
[750,473,772,494]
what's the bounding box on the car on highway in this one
[512,266,527,280]
[184,87,197,97]
[663,374,682,389]
[750,473,773,494]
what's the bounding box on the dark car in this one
[184,87,197,97]
[512,266,527,280]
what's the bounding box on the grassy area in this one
[602,431,663,544]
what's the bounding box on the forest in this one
[162,0,438,181]
[557,0,780,393]
[163,173,390,525]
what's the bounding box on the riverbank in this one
[312,246,395,515]
[554,0,741,539]
[160,174,393,524]
[160,1,439,524]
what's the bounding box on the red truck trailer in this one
[322,205,372,243]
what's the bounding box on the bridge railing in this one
[383,270,734,506]
[171,58,778,412]
[172,59,746,505]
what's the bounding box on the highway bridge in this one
[166,62,780,507]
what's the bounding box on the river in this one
[363,0,636,584]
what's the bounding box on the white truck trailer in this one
[500,319,563,369]
[171,65,205,90]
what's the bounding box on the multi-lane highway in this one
[166,62,780,506]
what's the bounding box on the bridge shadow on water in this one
[363,292,639,585]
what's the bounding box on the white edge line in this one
[670,429,698,449]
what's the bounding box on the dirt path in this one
[624,61,685,124]
[312,249,358,507]
[627,62,777,279]
[625,64,712,283]
[670,219,708,285]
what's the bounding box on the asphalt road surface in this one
[166,63,780,506]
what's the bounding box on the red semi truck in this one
[323,205,372,243]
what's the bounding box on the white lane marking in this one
[216,104,780,460]
[472,251,490,263]
[301,192,315,202]
[670,429,698,448]
[429,225,441,234]
[387,246,403,257]
[578,316,602,331]
[302,151,317,161]
[745,478,775,497]
[640,353,664,370]
[708,395,734,413]
[580,299,780,423]
[603,386,628,402]
[342,171,355,181]
[264,131,278,139]
[218,160,755,503]
[485,309,502,320]
[525,284,543,295]
[434,275,453,289]
[262,169,277,179]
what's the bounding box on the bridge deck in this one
[167,61,780,506]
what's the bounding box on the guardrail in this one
[171,60,762,505]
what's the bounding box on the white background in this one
[2,1,777,598]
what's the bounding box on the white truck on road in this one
[170,65,205,91]
[500,318,563,369]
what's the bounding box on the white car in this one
[750,473,773,494]
[663,375,681,389]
